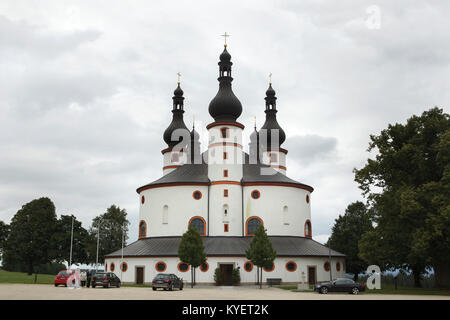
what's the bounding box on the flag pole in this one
[121,222,124,281]
[96,221,100,271]
[69,216,74,270]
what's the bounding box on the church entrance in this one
[308,266,316,285]
[219,263,233,286]
[136,267,144,284]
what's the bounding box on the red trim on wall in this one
[265,147,288,154]
[155,261,167,272]
[270,165,287,170]
[245,216,264,236]
[177,262,190,272]
[206,122,245,130]
[192,190,202,200]
[224,223,229,232]
[137,182,209,193]
[211,181,240,186]
[306,194,310,203]
[285,261,297,272]
[139,220,147,239]
[220,127,230,138]
[141,195,145,204]
[223,152,228,160]
[200,262,209,272]
[304,219,312,238]
[223,169,228,177]
[163,165,181,170]
[244,261,254,272]
[188,216,206,236]
[161,147,172,155]
[208,142,243,149]
[120,262,128,272]
[243,182,313,193]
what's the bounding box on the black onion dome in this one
[208,46,243,122]
[190,126,200,141]
[260,84,286,147]
[163,83,189,148]
[249,127,258,143]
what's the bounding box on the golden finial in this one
[269,72,272,85]
[177,72,181,84]
[221,32,230,47]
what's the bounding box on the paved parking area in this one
[0,284,448,300]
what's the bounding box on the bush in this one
[232,268,240,285]
[214,268,221,285]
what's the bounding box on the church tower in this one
[207,44,244,236]
[260,82,287,174]
[162,81,190,175]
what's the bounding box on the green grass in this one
[121,283,153,288]
[361,283,450,296]
[0,269,55,285]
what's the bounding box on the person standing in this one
[86,270,91,288]
[80,270,87,287]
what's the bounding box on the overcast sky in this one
[1,1,449,244]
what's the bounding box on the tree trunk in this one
[27,261,33,276]
[412,268,422,288]
[434,262,450,289]
[260,267,262,289]
[191,268,193,288]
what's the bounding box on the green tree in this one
[245,226,276,289]
[178,226,206,288]
[2,197,58,275]
[51,215,90,267]
[355,107,450,287]
[326,201,373,281]
[0,220,9,261]
[88,205,129,266]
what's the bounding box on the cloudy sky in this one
[1,1,449,244]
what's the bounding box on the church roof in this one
[105,236,345,258]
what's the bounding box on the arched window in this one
[139,220,147,238]
[286,261,297,272]
[162,205,168,224]
[304,220,312,238]
[246,216,263,236]
[141,195,145,204]
[324,261,330,272]
[220,127,230,138]
[306,194,310,204]
[189,216,206,236]
[120,262,128,272]
[283,206,289,225]
[110,262,115,272]
[200,262,209,272]
[336,262,341,272]
[178,262,190,272]
[155,261,167,272]
[223,204,229,223]
[244,261,253,272]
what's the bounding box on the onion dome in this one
[249,125,260,163]
[208,46,243,122]
[163,83,189,148]
[260,84,286,148]
[189,125,201,163]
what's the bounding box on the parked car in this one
[92,272,121,288]
[315,278,366,295]
[54,270,74,287]
[152,273,183,291]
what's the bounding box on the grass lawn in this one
[0,269,55,285]
[362,283,450,296]
[122,284,153,288]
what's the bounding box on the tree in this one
[178,226,206,288]
[0,220,9,261]
[2,197,58,275]
[88,205,129,266]
[51,215,90,267]
[245,226,276,289]
[326,201,373,281]
[354,107,450,287]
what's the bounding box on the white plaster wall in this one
[139,185,209,237]
[162,151,187,175]
[243,186,312,237]
[209,184,243,236]
[104,256,346,284]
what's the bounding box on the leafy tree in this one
[232,268,241,285]
[178,226,206,288]
[51,215,90,267]
[245,226,276,289]
[88,205,129,265]
[2,197,58,275]
[0,220,9,261]
[214,267,221,285]
[355,107,450,287]
[326,201,373,281]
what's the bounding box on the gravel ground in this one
[0,284,448,300]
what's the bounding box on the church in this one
[105,42,345,285]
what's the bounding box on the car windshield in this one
[155,274,170,279]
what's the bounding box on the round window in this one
[121,262,128,272]
[263,264,274,272]
[244,262,253,272]
[286,261,297,272]
[324,261,330,272]
[155,262,166,272]
[336,262,341,272]
[193,191,202,200]
[200,262,209,272]
[251,190,260,199]
[110,262,115,272]
[178,262,189,272]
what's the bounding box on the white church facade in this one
[105,44,345,285]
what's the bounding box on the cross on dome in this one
[221,32,230,47]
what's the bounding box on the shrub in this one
[232,268,240,285]
[214,268,221,285]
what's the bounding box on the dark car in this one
[315,278,366,295]
[152,273,183,291]
[92,272,121,288]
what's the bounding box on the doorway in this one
[308,266,316,285]
[220,264,233,286]
[136,267,144,284]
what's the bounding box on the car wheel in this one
[351,287,359,295]
[152,287,156,291]
[92,284,96,288]
[180,284,183,290]
[117,282,121,288]
[320,287,328,294]
[169,284,173,291]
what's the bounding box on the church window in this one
[192,190,202,200]
[269,153,278,163]
[139,221,147,238]
[221,127,230,138]
[306,194,310,204]
[324,261,330,272]
[223,204,229,223]
[224,189,228,197]
[224,223,229,232]
[283,206,289,225]
[304,220,312,238]
[110,262,115,272]
[171,153,179,162]
[223,152,228,160]
[141,195,145,204]
[120,262,128,272]
[223,169,228,177]
[246,216,263,236]
[263,263,274,272]
[155,261,167,272]
[162,205,168,224]
[244,261,253,272]
[251,190,260,199]
[336,262,341,272]
[189,216,206,236]
[178,262,190,272]
[200,262,209,272]
[286,261,297,272]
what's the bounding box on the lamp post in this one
[329,244,333,282]
[95,221,100,271]
[121,222,125,281]
[69,216,74,270]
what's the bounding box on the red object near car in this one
[54,270,74,287]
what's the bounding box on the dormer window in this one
[221,128,230,138]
